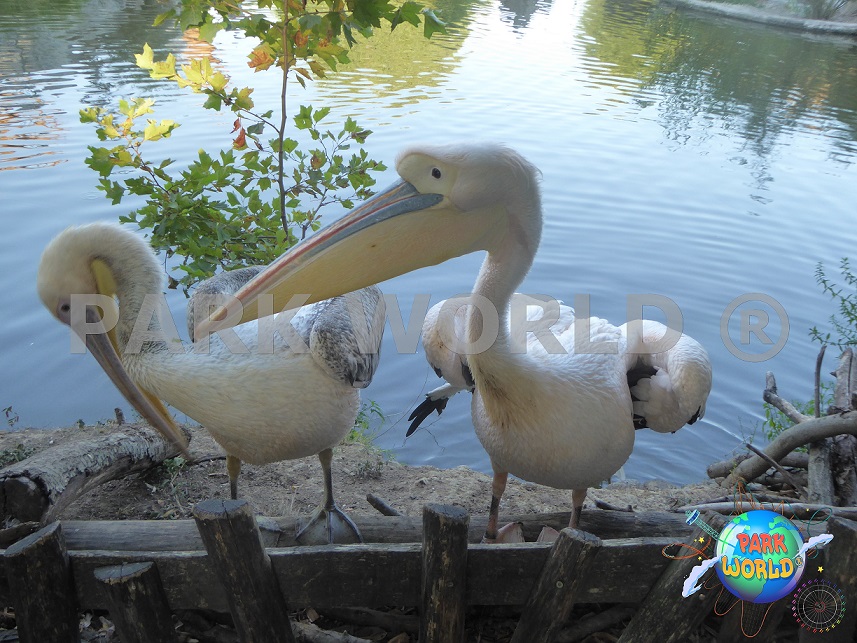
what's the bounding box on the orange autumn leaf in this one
[233,127,247,149]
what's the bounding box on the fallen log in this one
[57,509,694,551]
[724,375,857,490]
[707,452,808,480]
[0,424,190,523]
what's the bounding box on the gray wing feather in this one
[187,266,266,341]
[188,269,385,388]
[309,286,385,388]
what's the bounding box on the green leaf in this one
[422,9,446,39]
[199,19,223,43]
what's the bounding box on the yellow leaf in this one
[135,44,155,70]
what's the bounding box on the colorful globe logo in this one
[715,510,805,603]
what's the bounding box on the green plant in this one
[162,455,188,480]
[811,259,857,348]
[0,444,35,467]
[762,382,833,451]
[348,400,386,446]
[81,0,444,293]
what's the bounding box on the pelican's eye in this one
[56,299,72,324]
[431,167,442,179]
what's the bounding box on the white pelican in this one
[204,143,712,541]
[37,223,385,544]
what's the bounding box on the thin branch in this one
[815,344,827,418]
[763,372,811,424]
[744,442,807,499]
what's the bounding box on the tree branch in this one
[724,411,857,488]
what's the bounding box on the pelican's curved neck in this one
[93,229,166,352]
[467,199,542,367]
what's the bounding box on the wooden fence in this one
[1,502,855,642]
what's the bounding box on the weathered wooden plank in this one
[467,537,674,605]
[94,561,179,643]
[0,535,682,610]
[72,550,228,611]
[511,529,602,643]
[616,512,728,643]
[193,499,296,643]
[58,510,693,551]
[275,543,423,607]
[4,522,78,643]
[420,504,469,643]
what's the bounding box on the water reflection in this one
[498,0,554,31]
[0,0,203,171]
[579,0,857,184]
[2,0,857,483]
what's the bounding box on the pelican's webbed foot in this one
[296,504,363,545]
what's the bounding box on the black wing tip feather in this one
[406,396,449,437]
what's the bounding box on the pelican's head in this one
[38,223,188,454]
[213,142,542,327]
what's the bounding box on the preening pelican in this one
[37,223,385,544]
[207,143,712,541]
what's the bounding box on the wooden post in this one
[420,504,469,643]
[4,522,78,643]
[192,499,296,643]
[94,561,178,643]
[511,528,601,643]
[832,349,857,505]
[808,348,836,504]
[797,516,857,642]
[616,512,727,643]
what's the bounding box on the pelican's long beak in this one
[208,179,499,328]
[78,305,189,457]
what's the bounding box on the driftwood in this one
[807,346,836,504]
[57,509,694,552]
[676,501,857,520]
[744,442,807,498]
[707,452,808,480]
[831,350,857,505]
[724,372,857,490]
[0,424,188,523]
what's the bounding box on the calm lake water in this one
[2,0,857,485]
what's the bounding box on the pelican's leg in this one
[226,454,242,500]
[483,470,508,543]
[569,488,588,530]
[295,448,363,545]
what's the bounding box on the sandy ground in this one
[0,424,723,523]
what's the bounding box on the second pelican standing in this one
[206,142,712,541]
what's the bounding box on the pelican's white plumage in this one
[214,142,712,539]
[37,223,384,543]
